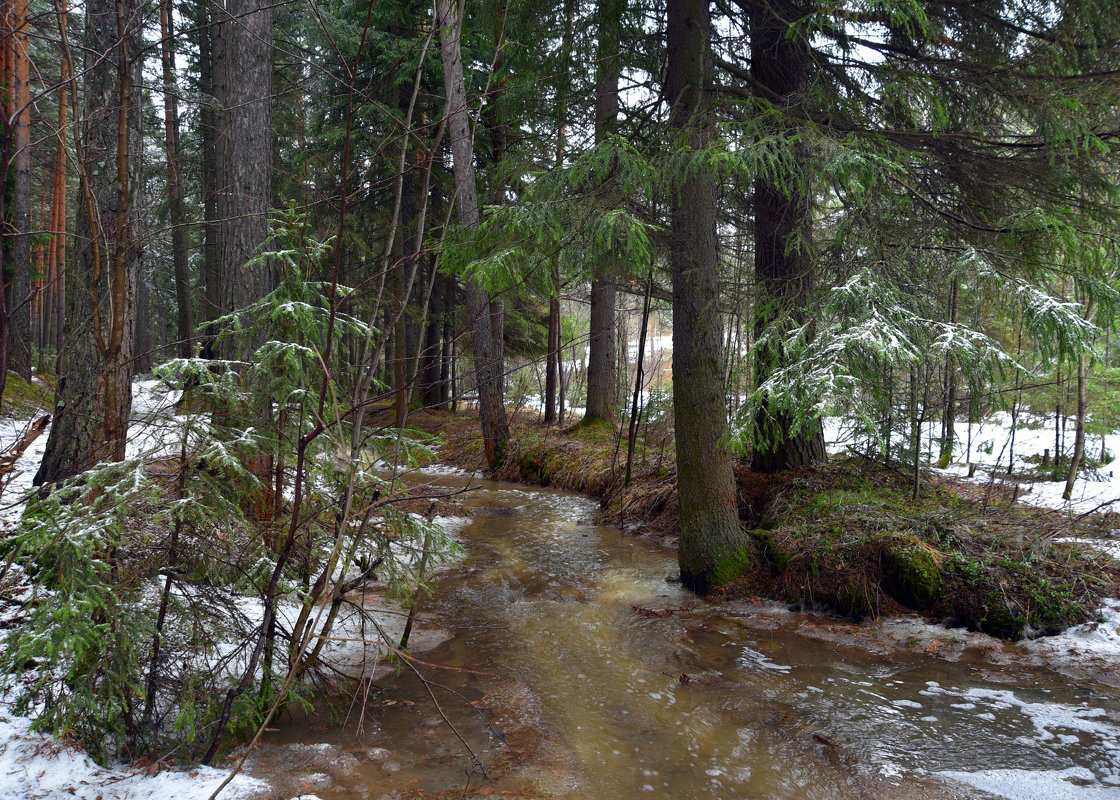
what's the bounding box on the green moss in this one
[1,372,52,418]
[879,534,944,611]
[707,547,754,590]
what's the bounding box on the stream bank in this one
[398,409,1120,640]
[250,472,1120,800]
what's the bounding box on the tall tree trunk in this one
[35,0,142,485]
[212,0,272,338]
[437,0,509,470]
[545,0,575,425]
[195,0,220,355]
[667,0,748,594]
[748,0,825,472]
[49,45,68,358]
[160,0,193,357]
[211,0,273,518]
[584,0,625,424]
[1,0,32,382]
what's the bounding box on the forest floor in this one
[397,406,1120,642]
[3,389,1120,798]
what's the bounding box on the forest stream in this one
[251,474,1120,800]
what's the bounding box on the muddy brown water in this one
[255,475,1120,800]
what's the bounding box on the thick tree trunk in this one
[160,0,193,357]
[437,0,509,470]
[49,51,68,357]
[35,0,142,485]
[748,0,825,472]
[584,0,625,424]
[212,0,272,344]
[667,0,748,594]
[212,0,273,518]
[545,0,575,425]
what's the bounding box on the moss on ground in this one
[734,460,1119,638]
[1,372,53,419]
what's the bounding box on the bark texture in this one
[437,0,509,470]
[35,0,142,485]
[2,0,32,380]
[749,0,825,472]
[212,0,273,355]
[196,2,220,353]
[667,0,749,593]
[584,0,625,424]
[160,0,193,357]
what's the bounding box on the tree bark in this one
[159,0,193,358]
[211,0,274,518]
[437,0,509,471]
[212,0,272,348]
[35,0,142,485]
[584,0,625,424]
[1062,351,1087,501]
[544,0,576,425]
[1,0,32,382]
[195,0,220,355]
[748,0,825,472]
[667,0,748,594]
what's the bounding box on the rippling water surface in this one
[262,476,1120,800]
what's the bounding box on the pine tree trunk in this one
[437,0,509,470]
[748,0,825,472]
[196,2,220,353]
[2,0,32,379]
[160,0,193,357]
[667,0,748,594]
[212,0,272,340]
[35,0,142,485]
[48,53,68,358]
[211,0,273,517]
[584,0,625,424]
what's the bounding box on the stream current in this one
[259,474,1120,800]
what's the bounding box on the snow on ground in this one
[0,379,181,528]
[0,379,466,799]
[0,709,272,800]
[824,411,1120,515]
